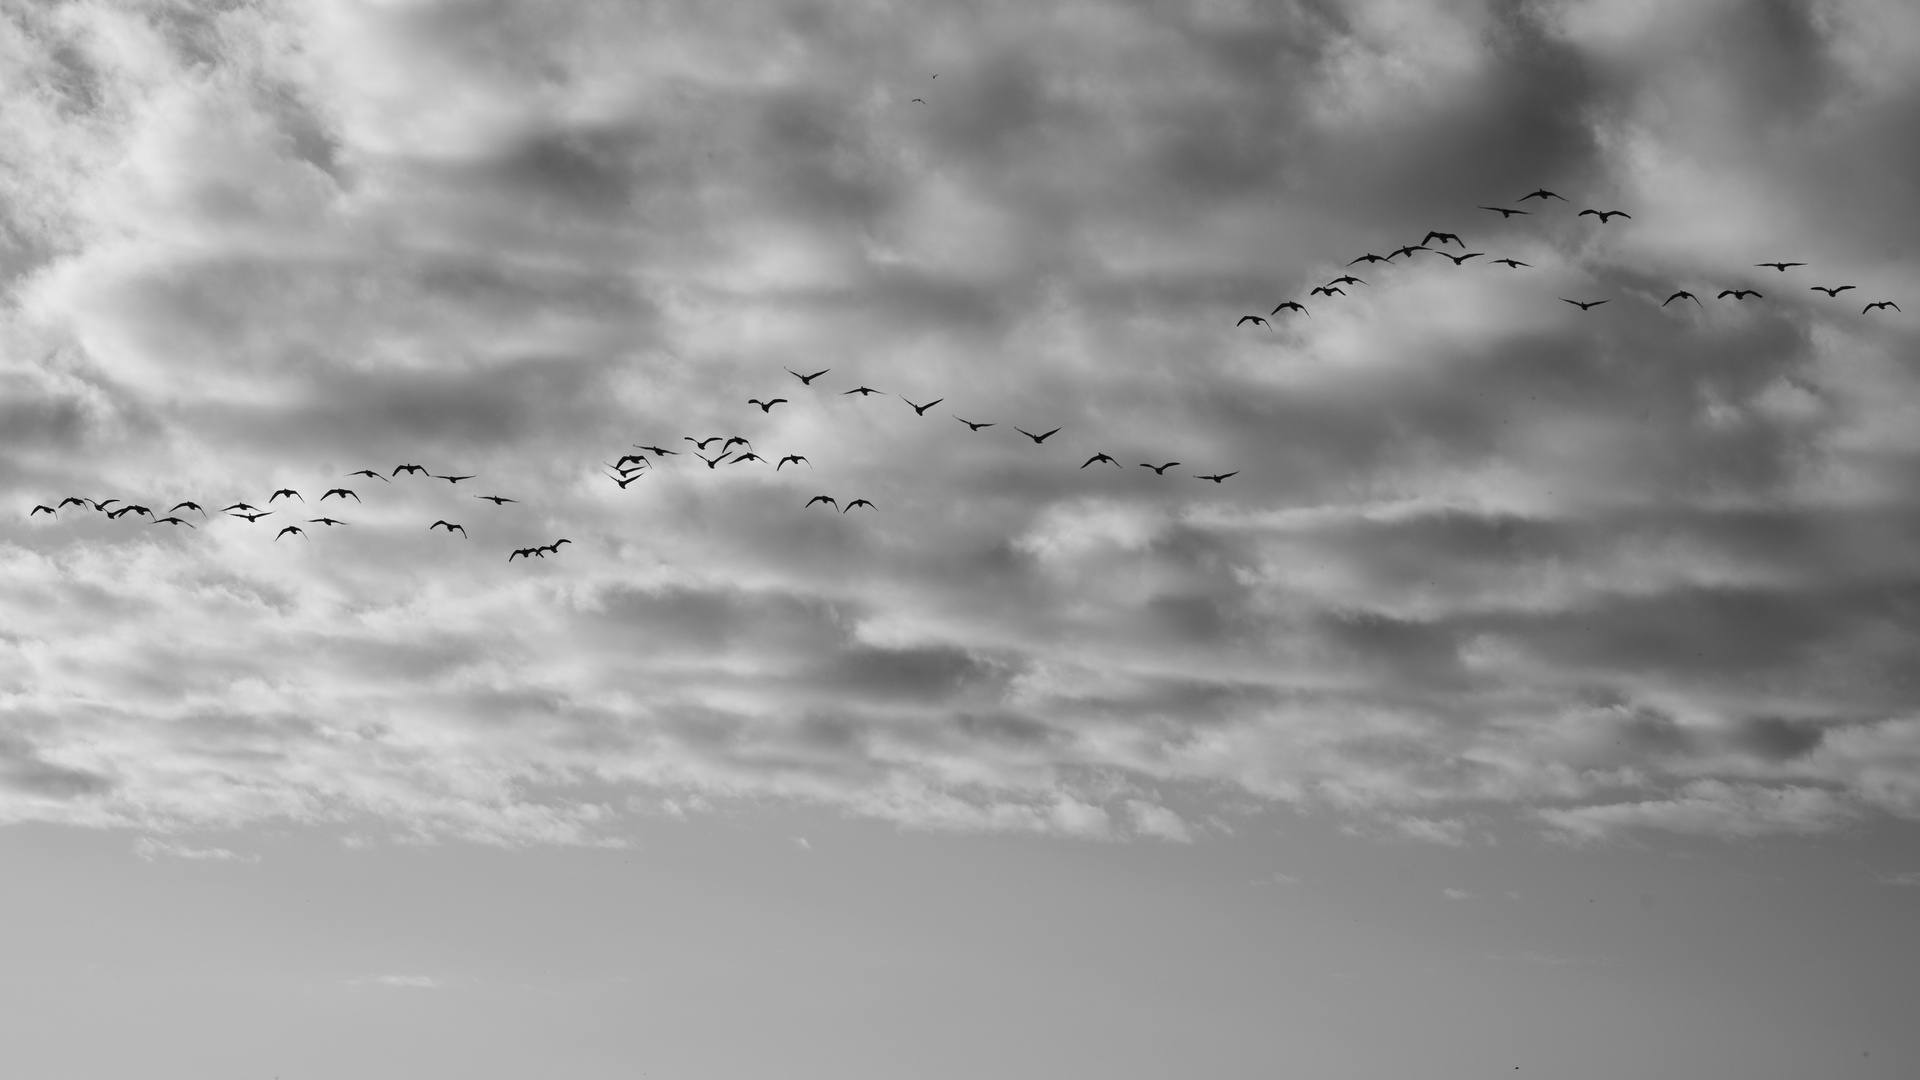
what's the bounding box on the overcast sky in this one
[4,0,1920,1076]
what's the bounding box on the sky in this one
[2,0,1919,1076]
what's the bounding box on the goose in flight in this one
[1270,301,1307,316]
[320,488,360,503]
[1309,286,1345,297]
[508,548,538,562]
[806,495,839,510]
[611,453,648,470]
[1480,206,1529,218]
[429,520,467,537]
[605,462,643,477]
[1518,189,1566,201]
[1348,253,1391,265]
[223,502,257,513]
[1490,258,1530,268]
[1662,291,1703,307]
[1578,209,1630,222]
[729,452,766,465]
[1718,289,1763,300]
[1388,245,1429,260]
[153,516,195,528]
[910,97,926,104]
[695,451,728,469]
[30,504,56,516]
[721,436,753,453]
[347,469,390,482]
[842,499,876,512]
[167,501,208,517]
[92,499,122,512]
[1809,285,1855,296]
[776,455,810,469]
[605,470,642,489]
[632,444,678,456]
[275,525,305,540]
[953,416,993,431]
[1437,251,1484,265]
[1863,301,1902,313]
[475,495,517,505]
[1140,462,1180,474]
[1328,275,1367,286]
[902,396,944,415]
[431,473,475,484]
[786,367,830,385]
[685,436,722,450]
[107,505,141,519]
[1015,426,1061,444]
[57,496,91,510]
[748,398,788,412]
[1422,231,1464,247]
[1081,453,1120,468]
[1237,315,1270,329]
[1561,298,1609,310]
[842,385,881,396]
[307,517,345,527]
[232,511,272,522]
[1194,472,1239,483]
[1756,262,1804,272]
[269,488,302,502]
[539,539,571,555]
[392,464,427,476]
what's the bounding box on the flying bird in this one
[1438,251,1484,265]
[805,495,839,510]
[910,97,925,104]
[269,488,302,502]
[695,452,728,469]
[543,539,571,552]
[842,386,881,396]
[347,469,390,482]
[431,474,475,484]
[1140,462,1180,474]
[1328,275,1367,286]
[320,488,360,503]
[953,416,994,431]
[786,367,830,385]
[842,499,876,512]
[1809,285,1855,296]
[1348,253,1390,265]
[1194,472,1239,483]
[475,495,517,505]
[57,497,90,510]
[1270,301,1308,316]
[392,464,427,476]
[729,452,766,464]
[275,525,304,540]
[1578,209,1631,222]
[633,444,678,456]
[307,517,345,527]
[748,398,788,412]
[1388,244,1429,260]
[685,436,722,449]
[721,436,752,452]
[1015,426,1061,444]
[776,455,810,469]
[1718,289,1763,300]
[30,504,55,516]
[508,548,536,562]
[1863,301,1902,313]
[1561,298,1610,310]
[1756,262,1805,272]
[167,501,208,517]
[901,396,944,416]
[232,511,272,522]
[1480,206,1529,218]
[605,462,643,476]
[1081,453,1120,468]
[152,516,195,528]
[1662,291,1703,307]
[1421,231,1464,247]
[126,505,153,517]
[605,471,643,489]
[1236,315,1270,329]
[1490,258,1530,268]
[1309,286,1345,297]
[107,506,140,519]
[1518,189,1566,201]
[610,454,648,470]
[429,520,467,537]
[223,502,258,514]
[93,499,121,512]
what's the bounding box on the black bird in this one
[429,520,466,537]
[1578,209,1630,222]
[126,505,154,517]
[347,469,390,482]
[902,396,943,415]
[842,386,881,396]
[953,416,994,431]
[1389,244,1429,260]
[1349,253,1390,265]
[1561,298,1610,310]
[786,367,830,385]
[1328,275,1367,287]
[1438,251,1484,265]
[806,495,839,510]
[1864,301,1902,313]
[307,517,345,527]
[748,398,787,412]
[30,504,56,516]
[611,453,648,469]
[543,539,571,553]
[605,462,643,476]
[167,501,208,517]
[1663,291,1702,307]
[1194,472,1239,483]
[633,444,678,456]
[1810,285,1855,296]
[1490,258,1530,268]
[1236,315,1270,329]
[107,506,140,519]
[721,436,752,453]
[910,97,925,104]
[223,502,258,513]
[1270,301,1307,316]
[842,499,876,512]
[1309,286,1345,297]
[232,511,272,522]
[1718,289,1763,300]
[153,516,195,528]
[605,471,642,489]
[93,499,122,512]
[685,436,722,449]
[1756,262,1804,272]
[320,488,360,503]
[269,488,302,502]
[695,452,728,469]
[508,548,535,562]
[275,525,304,540]
[1518,189,1566,201]
[1016,426,1061,444]
[392,464,427,476]
[1422,231,1464,247]
[432,473,474,484]
[57,497,90,510]
[1480,206,1529,218]
[475,495,517,505]
[1081,453,1120,468]
[1140,462,1180,474]
[729,452,766,464]
[776,455,810,469]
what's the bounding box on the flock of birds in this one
[1236,188,1903,327]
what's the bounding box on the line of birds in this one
[1237,188,1902,326]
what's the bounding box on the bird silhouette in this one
[57,497,90,510]
[842,386,881,396]
[1863,301,1902,313]
[1237,315,1270,329]
[307,517,345,527]
[224,502,260,513]
[232,511,272,522]
[633,444,678,456]
[153,516,195,528]
[1578,209,1630,222]
[685,436,722,450]
[910,97,925,104]
[392,464,427,476]
[605,471,642,489]
[1328,275,1367,287]
[1194,472,1239,483]
[1810,285,1855,296]
[93,499,122,512]
[347,469,390,482]
[605,462,643,476]
[842,499,876,512]
[1081,453,1120,468]
[1662,291,1702,307]
[508,548,536,562]
[748,398,788,412]
[721,436,752,452]
[1480,206,1529,218]
[1388,244,1429,260]
[275,525,304,540]
[475,495,517,505]
[806,495,839,510]
[1422,231,1464,247]
[1756,262,1804,272]
[612,453,648,469]
[1270,301,1308,316]
[695,452,728,469]
[1438,251,1484,265]
[1561,298,1610,310]
[107,506,140,519]
[953,416,994,431]
[1348,253,1390,265]
[786,367,830,385]
[1016,426,1062,444]
[1309,286,1345,297]
[30,504,55,516]
[1718,289,1763,300]
[269,488,302,502]
[539,539,571,554]
[1490,258,1530,268]
[1140,462,1180,474]
[729,452,765,464]
[429,520,467,537]
[432,473,475,484]
[167,501,208,517]
[776,455,810,469]
[1518,189,1566,201]
[902,396,944,415]
[320,488,360,503]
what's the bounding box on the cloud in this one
[370,975,440,989]
[1,0,1918,849]
[132,836,258,862]
[1442,887,1472,900]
